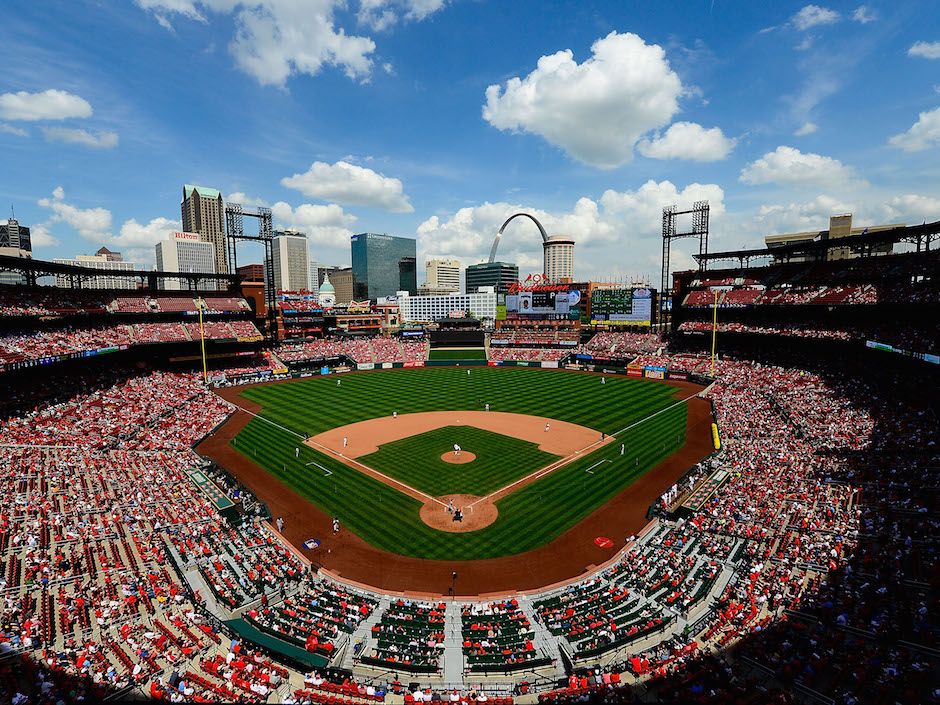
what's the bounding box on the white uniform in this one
[453,444,461,456]
[343,436,348,448]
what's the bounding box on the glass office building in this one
[350,233,418,299]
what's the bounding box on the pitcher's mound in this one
[441,451,476,464]
[420,493,497,533]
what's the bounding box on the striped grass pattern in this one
[356,425,560,497]
[232,368,687,560]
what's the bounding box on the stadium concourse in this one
[0,256,937,704]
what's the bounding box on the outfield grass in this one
[356,425,560,496]
[428,348,487,360]
[230,367,689,560]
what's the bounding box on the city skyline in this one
[1,1,938,283]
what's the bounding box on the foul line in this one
[228,391,698,513]
[227,401,446,508]
[584,459,611,475]
[304,460,333,476]
[468,391,699,508]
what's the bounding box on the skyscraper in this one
[424,258,461,293]
[271,230,310,292]
[155,231,217,290]
[350,233,417,299]
[543,235,575,282]
[0,218,31,252]
[465,261,519,293]
[181,184,227,274]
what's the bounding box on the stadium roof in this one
[0,253,238,288]
[694,220,940,265]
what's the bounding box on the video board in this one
[505,286,581,321]
[590,287,653,326]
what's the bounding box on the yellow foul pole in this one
[710,289,718,377]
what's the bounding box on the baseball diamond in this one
[203,367,714,585]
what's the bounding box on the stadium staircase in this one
[519,595,568,681]
[442,601,465,683]
[341,595,390,671]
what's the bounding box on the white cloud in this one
[38,187,113,241]
[637,122,736,162]
[28,223,59,248]
[908,41,940,60]
[888,106,940,152]
[0,123,28,137]
[136,1,446,86]
[852,5,876,23]
[881,194,940,222]
[225,191,269,207]
[36,186,182,264]
[794,121,818,136]
[358,0,445,30]
[792,5,840,31]
[740,146,860,187]
[281,160,413,212]
[795,35,814,51]
[753,194,854,234]
[41,127,119,149]
[0,89,92,121]
[482,31,683,169]
[111,217,181,249]
[270,201,357,248]
[416,180,725,281]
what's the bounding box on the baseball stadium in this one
[3,3,940,702]
[0,212,937,705]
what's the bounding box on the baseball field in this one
[226,367,690,561]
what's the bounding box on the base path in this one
[203,371,715,597]
[309,411,608,459]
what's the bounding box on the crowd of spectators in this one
[361,600,446,673]
[277,337,429,365]
[678,320,857,341]
[461,599,550,673]
[0,286,253,317]
[0,320,263,370]
[489,330,579,346]
[683,284,881,308]
[579,331,662,357]
[487,348,567,362]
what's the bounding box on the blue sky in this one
[1,0,938,282]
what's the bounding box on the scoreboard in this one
[590,287,653,326]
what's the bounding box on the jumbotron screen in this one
[590,287,653,326]
[504,287,581,320]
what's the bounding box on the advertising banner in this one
[627,365,643,377]
[381,362,394,369]
[644,366,666,379]
[403,361,425,368]
[357,363,375,371]
[541,360,559,369]
[668,370,688,381]
[488,360,500,367]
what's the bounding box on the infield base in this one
[419,494,497,533]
